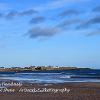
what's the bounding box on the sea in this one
[0,69,100,84]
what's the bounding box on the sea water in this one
[0,69,100,84]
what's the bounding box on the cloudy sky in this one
[0,0,100,68]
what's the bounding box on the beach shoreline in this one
[0,82,100,100]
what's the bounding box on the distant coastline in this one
[0,66,92,72]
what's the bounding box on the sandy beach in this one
[0,82,100,100]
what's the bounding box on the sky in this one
[0,0,100,68]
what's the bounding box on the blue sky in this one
[0,0,100,68]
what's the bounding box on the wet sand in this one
[0,82,100,100]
